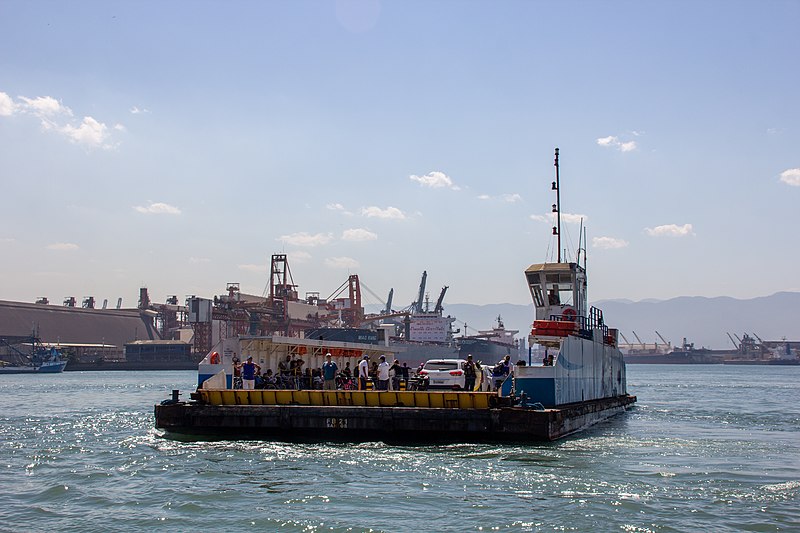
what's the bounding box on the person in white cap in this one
[322,352,338,390]
[358,354,370,390]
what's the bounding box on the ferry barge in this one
[155,148,636,442]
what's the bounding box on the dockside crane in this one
[434,286,448,314]
[632,331,646,349]
[384,288,393,315]
[655,331,672,349]
[726,332,740,349]
[411,271,427,313]
[619,332,632,345]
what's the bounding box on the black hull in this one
[65,360,201,371]
[155,394,637,443]
[624,351,723,364]
[458,338,516,361]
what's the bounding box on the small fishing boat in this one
[0,336,68,374]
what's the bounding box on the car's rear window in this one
[424,361,458,371]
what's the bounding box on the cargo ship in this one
[723,334,800,365]
[622,337,724,364]
[304,301,460,370]
[457,315,519,362]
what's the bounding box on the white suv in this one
[420,359,468,390]
[419,359,494,391]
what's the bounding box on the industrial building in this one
[0,299,159,356]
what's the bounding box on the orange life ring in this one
[562,307,577,321]
[210,352,221,364]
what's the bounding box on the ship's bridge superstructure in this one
[525,261,612,348]
[525,262,587,323]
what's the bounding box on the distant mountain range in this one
[438,292,800,350]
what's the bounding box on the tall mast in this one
[552,147,562,263]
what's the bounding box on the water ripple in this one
[0,369,798,532]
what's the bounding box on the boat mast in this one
[552,147,562,263]
[583,226,587,270]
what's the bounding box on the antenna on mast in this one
[551,148,562,263]
[583,226,587,270]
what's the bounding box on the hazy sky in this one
[2,0,799,312]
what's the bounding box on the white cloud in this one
[189,257,211,264]
[361,206,406,219]
[342,228,377,241]
[409,171,459,190]
[0,92,16,116]
[530,212,586,224]
[130,106,150,114]
[593,236,629,249]
[289,251,312,263]
[0,237,16,244]
[133,202,182,215]
[561,212,586,224]
[645,223,694,237]
[325,256,360,269]
[19,95,72,117]
[60,116,111,148]
[238,263,266,273]
[46,242,79,251]
[278,232,334,247]
[481,193,522,202]
[326,203,353,215]
[779,168,800,186]
[2,92,120,150]
[597,134,638,152]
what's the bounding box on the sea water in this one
[0,366,797,532]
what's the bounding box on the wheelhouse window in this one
[545,275,574,306]
[531,284,544,307]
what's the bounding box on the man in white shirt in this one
[376,355,390,391]
[494,354,515,391]
[358,355,370,390]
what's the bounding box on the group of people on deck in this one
[217,351,412,391]
[350,353,410,391]
[210,350,519,392]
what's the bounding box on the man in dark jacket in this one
[463,354,477,392]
